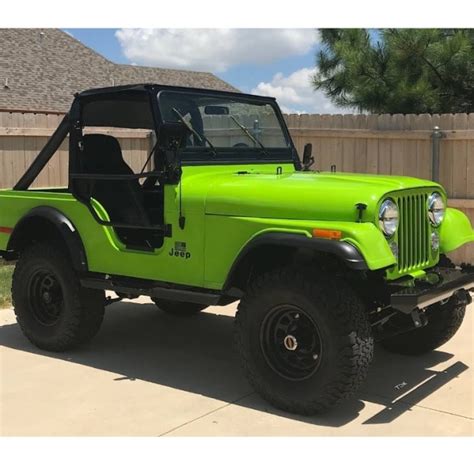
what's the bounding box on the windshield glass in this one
[158,91,292,163]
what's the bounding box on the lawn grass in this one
[0,260,14,309]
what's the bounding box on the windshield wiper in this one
[230,115,268,155]
[172,108,217,157]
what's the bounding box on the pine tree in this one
[313,29,474,114]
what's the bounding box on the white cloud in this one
[252,67,352,114]
[115,28,318,73]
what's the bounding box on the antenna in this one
[179,175,185,229]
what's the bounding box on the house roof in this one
[0,29,239,113]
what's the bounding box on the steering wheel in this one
[233,142,250,148]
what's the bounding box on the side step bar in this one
[81,276,222,306]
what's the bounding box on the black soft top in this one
[76,83,276,103]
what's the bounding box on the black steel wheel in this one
[27,270,64,326]
[12,241,105,352]
[260,305,322,381]
[235,267,373,415]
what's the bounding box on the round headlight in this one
[428,192,445,226]
[379,199,399,237]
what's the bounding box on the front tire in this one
[235,268,374,415]
[381,299,466,355]
[12,241,105,352]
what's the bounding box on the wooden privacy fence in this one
[0,110,473,263]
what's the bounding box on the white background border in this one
[1,0,474,27]
[1,2,472,472]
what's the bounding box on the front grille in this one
[396,192,430,273]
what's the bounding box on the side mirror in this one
[302,143,314,171]
[158,122,190,151]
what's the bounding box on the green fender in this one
[440,208,474,254]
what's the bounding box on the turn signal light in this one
[312,229,342,240]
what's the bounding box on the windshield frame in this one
[155,89,299,168]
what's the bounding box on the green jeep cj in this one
[1,84,473,415]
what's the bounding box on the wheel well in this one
[7,211,88,272]
[225,244,294,292]
[225,243,360,293]
[8,216,65,254]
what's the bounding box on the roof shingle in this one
[0,28,238,113]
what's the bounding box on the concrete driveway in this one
[0,298,472,436]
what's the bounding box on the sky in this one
[64,28,349,114]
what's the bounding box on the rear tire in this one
[235,267,374,415]
[12,241,105,352]
[381,300,466,355]
[152,298,207,316]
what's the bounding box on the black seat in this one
[80,134,151,240]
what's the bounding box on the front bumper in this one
[391,266,474,314]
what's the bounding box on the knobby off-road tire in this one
[381,300,466,355]
[12,241,105,352]
[152,298,207,316]
[235,268,374,415]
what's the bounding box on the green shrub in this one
[0,261,14,308]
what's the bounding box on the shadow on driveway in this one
[0,300,468,428]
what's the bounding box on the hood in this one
[204,170,440,222]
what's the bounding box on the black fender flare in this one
[223,232,368,291]
[7,206,88,272]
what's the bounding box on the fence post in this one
[431,126,445,183]
[147,131,156,172]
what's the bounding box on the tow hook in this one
[453,289,472,307]
[410,309,428,329]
